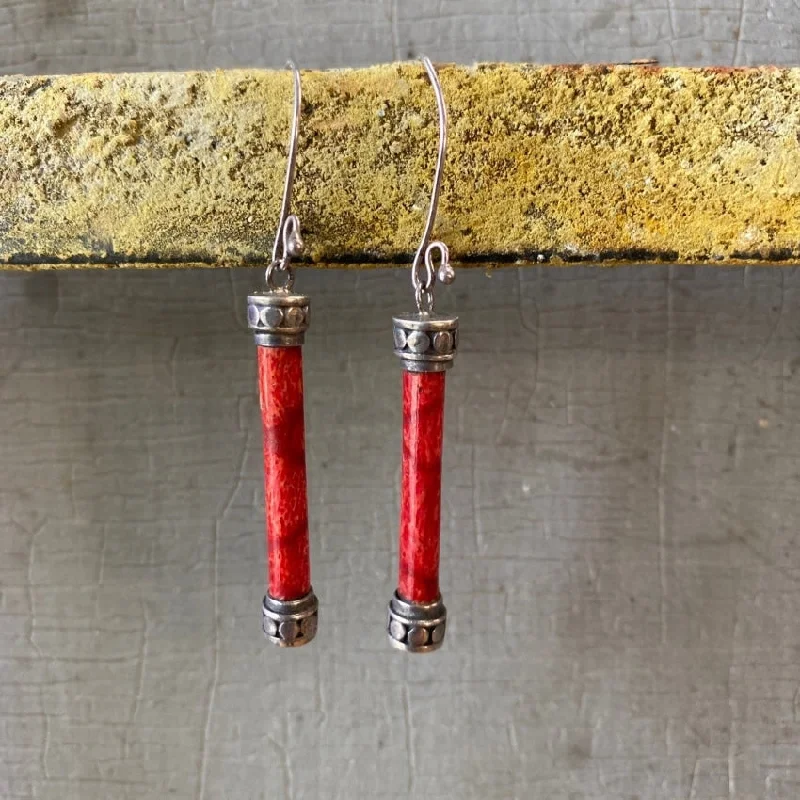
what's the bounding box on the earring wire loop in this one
[413,56,447,271]
[272,61,302,266]
[411,57,452,313]
[265,61,304,292]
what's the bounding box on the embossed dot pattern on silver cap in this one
[392,312,458,372]
[248,291,310,347]
[262,590,319,648]
[386,591,447,653]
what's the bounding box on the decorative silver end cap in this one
[247,291,310,347]
[392,312,458,372]
[387,590,447,653]
[262,590,318,647]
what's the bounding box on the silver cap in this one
[247,291,310,347]
[262,590,318,647]
[387,591,447,653]
[393,312,458,372]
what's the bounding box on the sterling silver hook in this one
[411,56,454,314]
[266,61,304,291]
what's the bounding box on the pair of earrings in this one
[246,58,457,654]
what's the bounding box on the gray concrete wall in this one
[2,0,799,73]
[2,5,800,800]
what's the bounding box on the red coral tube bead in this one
[398,370,445,603]
[258,346,311,601]
[388,311,458,653]
[248,291,317,648]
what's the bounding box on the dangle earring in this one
[387,57,458,653]
[247,63,318,647]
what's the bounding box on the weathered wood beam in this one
[1,64,799,269]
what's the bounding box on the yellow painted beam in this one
[1,64,799,269]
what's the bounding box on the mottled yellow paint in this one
[1,64,799,269]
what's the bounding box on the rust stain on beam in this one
[1,64,799,269]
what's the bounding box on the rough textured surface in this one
[2,64,800,268]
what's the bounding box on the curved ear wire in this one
[414,56,447,267]
[410,56,454,314]
[264,62,305,292]
[271,61,302,266]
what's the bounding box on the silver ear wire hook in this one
[411,56,454,314]
[266,61,304,292]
